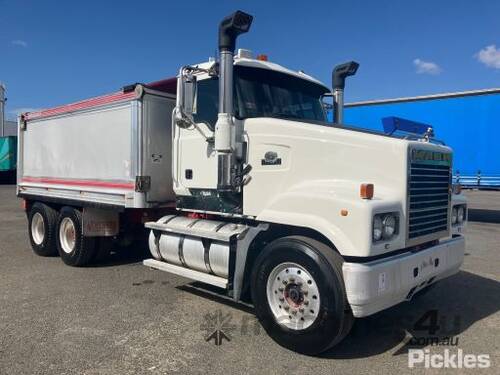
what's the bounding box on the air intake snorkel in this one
[215,10,253,191]
[332,61,359,124]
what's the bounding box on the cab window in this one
[193,78,218,129]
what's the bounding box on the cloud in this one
[475,45,500,69]
[11,39,28,47]
[413,58,442,75]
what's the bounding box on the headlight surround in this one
[373,213,399,242]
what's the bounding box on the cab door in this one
[173,77,219,195]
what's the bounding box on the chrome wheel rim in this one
[266,262,321,330]
[31,213,45,245]
[59,217,76,254]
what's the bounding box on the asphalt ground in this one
[0,184,499,374]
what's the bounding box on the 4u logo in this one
[413,309,462,336]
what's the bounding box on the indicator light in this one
[360,183,374,199]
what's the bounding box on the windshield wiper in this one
[266,113,304,120]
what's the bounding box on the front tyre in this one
[56,207,96,266]
[251,236,353,355]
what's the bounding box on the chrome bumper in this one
[342,236,465,318]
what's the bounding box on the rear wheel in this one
[251,236,354,355]
[56,207,96,266]
[28,202,58,256]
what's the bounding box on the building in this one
[344,88,500,188]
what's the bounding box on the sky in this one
[1,0,499,119]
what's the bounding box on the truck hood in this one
[242,117,453,257]
[244,116,451,198]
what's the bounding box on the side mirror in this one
[182,73,197,116]
[321,94,334,121]
[173,65,214,142]
[175,70,197,129]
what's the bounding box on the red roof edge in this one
[24,76,177,121]
[145,77,177,94]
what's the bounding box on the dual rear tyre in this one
[28,203,58,257]
[56,207,97,266]
[28,203,100,266]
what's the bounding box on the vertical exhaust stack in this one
[332,61,359,124]
[215,10,253,191]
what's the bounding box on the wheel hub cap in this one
[266,262,321,330]
[285,284,304,307]
[59,217,76,254]
[31,213,45,245]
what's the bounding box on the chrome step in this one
[143,258,228,289]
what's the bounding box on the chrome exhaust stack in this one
[215,10,253,190]
[332,61,359,124]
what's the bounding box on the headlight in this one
[452,204,466,225]
[457,205,465,224]
[382,214,397,239]
[451,207,458,224]
[373,213,398,242]
[373,215,383,241]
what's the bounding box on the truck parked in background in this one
[344,88,500,189]
[0,136,17,174]
[17,11,467,354]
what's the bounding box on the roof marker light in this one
[237,49,253,59]
[256,54,268,61]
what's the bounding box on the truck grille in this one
[408,155,451,240]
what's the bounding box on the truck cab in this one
[173,54,331,212]
[156,11,466,353]
[171,49,466,257]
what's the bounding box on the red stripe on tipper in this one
[21,177,135,190]
[24,91,137,121]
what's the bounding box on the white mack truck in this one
[17,11,467,354]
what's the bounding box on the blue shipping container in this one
[343,88,500,188]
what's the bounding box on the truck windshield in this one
[234,66,328,122]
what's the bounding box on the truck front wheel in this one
[28,202,58,256]
[251,236,353,355]
[56,207,96,266]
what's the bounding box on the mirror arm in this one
[174,107,214,143]
[193,121,215,143]
[181,64,218,77]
